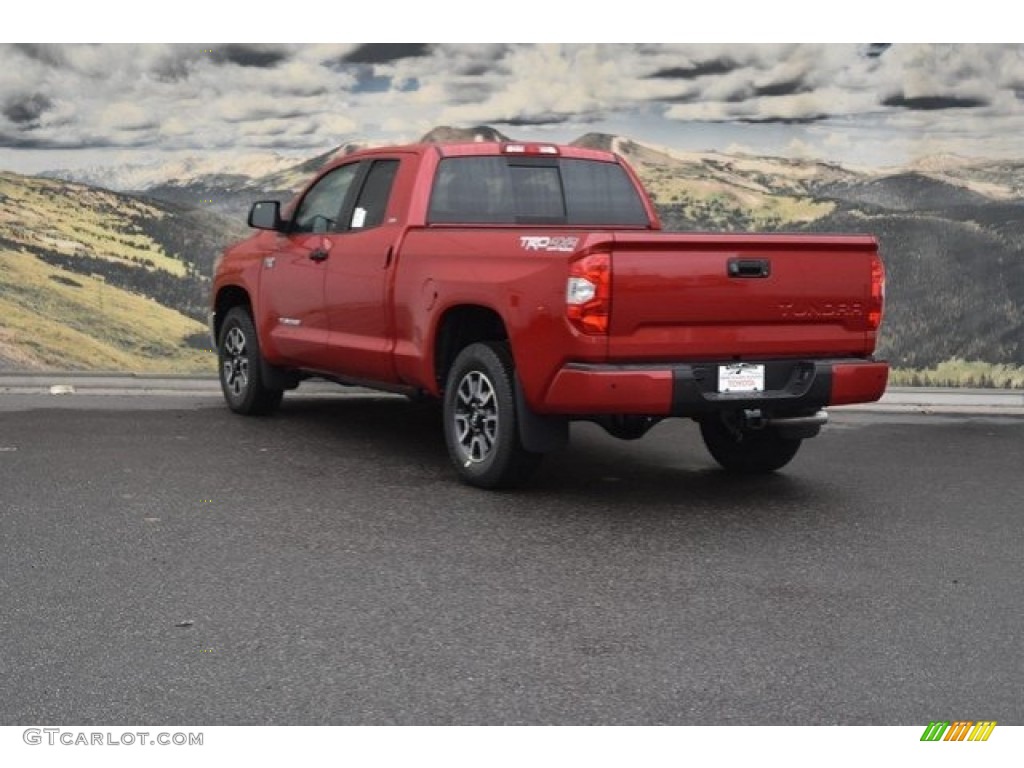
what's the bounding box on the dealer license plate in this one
[718,363,765,393]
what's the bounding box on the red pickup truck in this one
[210,141,887,487]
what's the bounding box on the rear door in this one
[323,155,409,381]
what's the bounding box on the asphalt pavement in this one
[1,382,1022,724]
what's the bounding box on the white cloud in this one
[97,103,154,132]
[2,43,1024,170]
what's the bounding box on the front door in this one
[259,162,361,369]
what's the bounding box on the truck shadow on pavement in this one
[260,394,842,522]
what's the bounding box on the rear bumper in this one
[539,358,889,416]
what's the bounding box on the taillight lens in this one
[567,253,611,334]
[868,254,885,331]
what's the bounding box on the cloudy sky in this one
[2,43,1023,174]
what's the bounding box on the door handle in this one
[727,258,771,278]
[309,248,329,263]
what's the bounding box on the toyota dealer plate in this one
[718,364,765,393]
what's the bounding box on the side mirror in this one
[248,201,284,231]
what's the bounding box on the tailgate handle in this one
[728,258,771,278]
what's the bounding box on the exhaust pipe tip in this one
[765,409,828,439]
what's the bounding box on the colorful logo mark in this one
[920,721,996,742]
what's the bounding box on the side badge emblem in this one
[264,257,276,269]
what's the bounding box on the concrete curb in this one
[0,373,221,393]
[2,373,1022,415]
[840,387,1024,415]
[0,373,369,398]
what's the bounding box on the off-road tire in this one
[217,307,284,416]
[443,342,543,488]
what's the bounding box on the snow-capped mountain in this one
[41,128,508,196]
[41,153,305,193]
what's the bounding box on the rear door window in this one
[350,159,400,230]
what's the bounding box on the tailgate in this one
[607,232,881,361]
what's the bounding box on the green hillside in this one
[0,172,241,372]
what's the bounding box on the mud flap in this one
[260,359,301,390]
[515,379,569,453]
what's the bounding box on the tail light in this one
[566,253,611,334]
[868,254,885,331]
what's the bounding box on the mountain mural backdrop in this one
[2,125,1023,385]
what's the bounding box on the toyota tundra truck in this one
[210,141,888,488]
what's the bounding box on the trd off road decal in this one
[519,236,579,253]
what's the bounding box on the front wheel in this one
[218,307,283,415]
[443,342,542,489]
[699,414,802,473]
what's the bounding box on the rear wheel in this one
[699,414,802,473]
[218,307,283,415]
[443,342,542,488]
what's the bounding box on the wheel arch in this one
[432,304,509,393]
[213,284,252,344]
